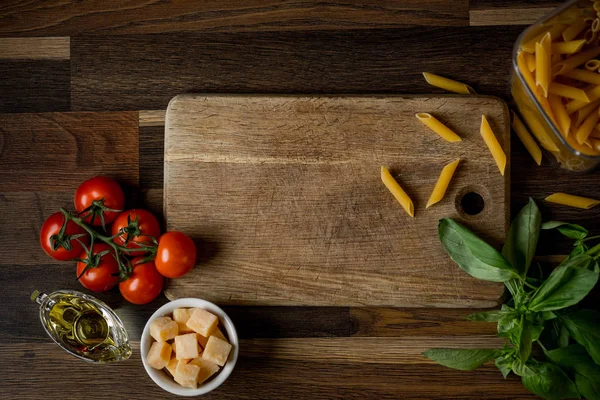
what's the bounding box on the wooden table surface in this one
[2,1,600,399]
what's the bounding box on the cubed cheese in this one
[174,333,200,360]
[146,341,172,370]
[197,333,208,348]
[149,316,178,342]
[202,336,232,367]
[212,327,228,343]
[174,360,201,389]
[189,358,220,385]
[186,308,218,337]
[171,340,177,356]
[173,308,194,334]
[165,357,179,377]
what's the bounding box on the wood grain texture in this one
[0,37,69,59]
[138,110,166,127]
[164,94,509,307]
[70,26,524,111]
[0,112,139,191]
[469,7,555,26]
[0,60,70,113]
[0,342,535,399]
[0,0,468,37]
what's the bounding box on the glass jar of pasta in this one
[512,0,600,171]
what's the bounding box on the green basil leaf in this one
[502,198,541,277]
[541,221,589,240]
[546,344,600,400]
[559,324,571,348]
[531,323,544,341]
[467,310,506,322]
[512,358,538,377]
[560,310,600,365]
[527,265,599,312]
[518,316,533,361]
[495,355,513,378]
[541,311,557,321]
[498,312,519,338]
[522,363,580,400]
[422,348,500,371]
[439,219,518,282]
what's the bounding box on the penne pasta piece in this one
[562,19,589,41]
[415,113,461,142]
[555,46,600,75]
[591,137,600,150]
[551,39,586,54]
[548,82,590,102]
[524,52,536,72]
[535,89,560,128]
[585,28,598,44]
[545,192,600,209]
[584,59,600,70]
[521,24,567,53]
[521,109,561,152]
[593,17,600,32]
[548,94,571,138]
[563,68,600,85]
[535,33,552,98]
[566,129,600,155]
[595,3,600,13]
[426,159,460,209]
[480,116,507,176]
[511,111,543,165]
[575,99,600,126]
[518,52,537,91]
[592,126,600,138]
[566,85,600,113]
[575,107,599,144]
[380,166,414,217]
[422,72,475,95]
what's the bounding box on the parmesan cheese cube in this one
[212,327,228,343]
[186,308,218,337]
[174,333,200,360]
[173,308,194,334]
[171,340,177,356]
[197,333,208,348]
[174,360,201,389]
[149,316,178,342]
[146,341,172,370]
[189,358,220,385]
[165,357,179,377]
[202,336,232,367]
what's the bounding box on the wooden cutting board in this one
[163,94,510,307]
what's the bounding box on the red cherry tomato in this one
[40,212,90,261]
[119,258,164,304]
[112,209,161,257]
[155,231,197,278]
[76,243,120,292]
[74,176,125,226]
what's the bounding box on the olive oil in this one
[32,290,131,363]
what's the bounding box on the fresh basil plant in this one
[424,199,600,400]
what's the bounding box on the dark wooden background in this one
[2,1,599,399]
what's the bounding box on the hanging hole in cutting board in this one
[458,191,485,216]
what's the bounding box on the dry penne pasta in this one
[518,52,537,90]
[584,59,600,70]
[524,52,536,72]
[563,19,589,41]
[548,82,590,102]
[415,113,461,142]
[563,68,600,84]
[555,46,600,75]
[593,18,600,32]
[575,99,600,126]
[536,33,552,97]
[380,166,414,217]
[422,72,475,95]
[521,24,567,53]
[545,192,600,209]
[521,109,561,152]
[511,111,543,165]
[585,28,598,44]
[480,116,507,176]
[548,95,571,138]
[591,138,600,150]
[566,85,600,113]
[426,159,460,209]
[551,39,586,54]
[575,107,599,144]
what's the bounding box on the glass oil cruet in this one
[32,289,132,363]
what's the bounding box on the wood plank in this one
[138,110,166,127]
[470,7,555,26]
[0,60,70,113]
[0,37,69,60]
[70,26,524,111]
[164,94,509,307]
[0,0,468,37]
[0,342,535,399]
[139,126,164,189]
[0,112,139,191]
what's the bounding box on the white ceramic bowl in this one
[141,298,239,396]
